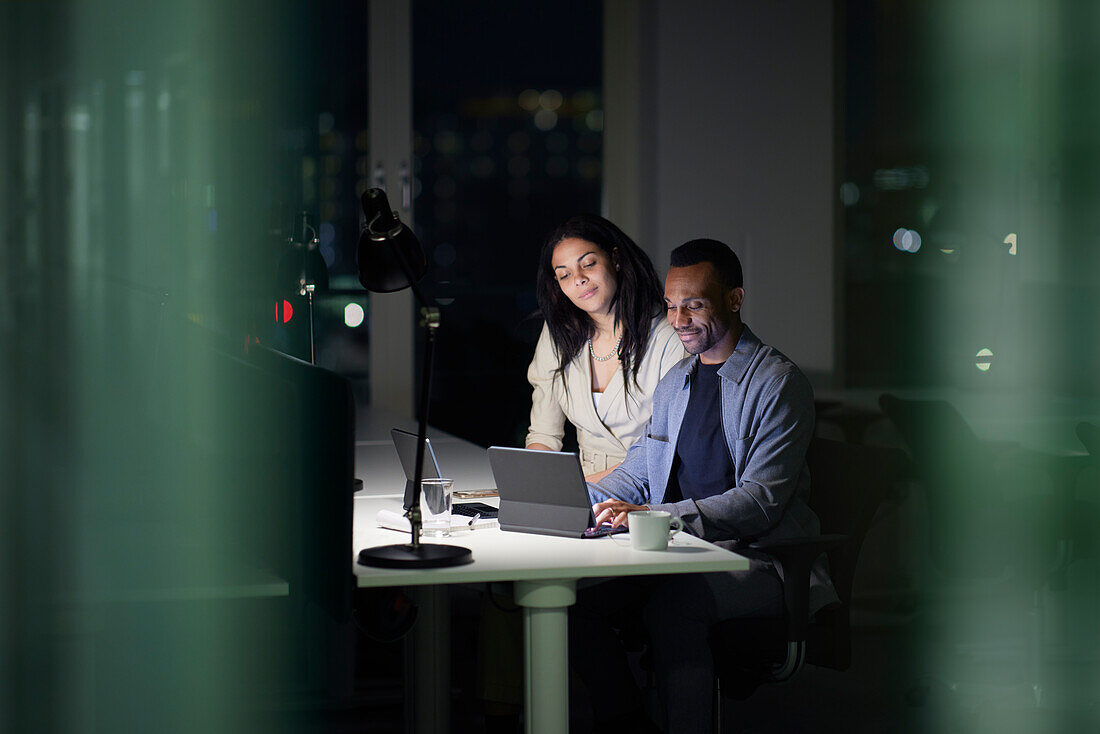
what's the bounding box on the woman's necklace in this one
[588,332,623,362]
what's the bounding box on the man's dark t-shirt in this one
[664,361,735,503]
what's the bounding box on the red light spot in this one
[276,299,293,323]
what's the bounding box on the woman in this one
[526,214,685,481]
[477,216,685,727]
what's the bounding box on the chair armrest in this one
[745,534,847,642]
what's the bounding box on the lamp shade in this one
[356,189,428,293]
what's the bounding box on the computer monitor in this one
[182,322,357,624]
[240,340,357,623]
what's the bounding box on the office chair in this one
[708,438,910,721]
[878,394,1077,582]
[815,402,888,445]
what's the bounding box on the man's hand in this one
[592,499,648,528]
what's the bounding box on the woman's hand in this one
[583,461,621,484]
[525,443,554,452]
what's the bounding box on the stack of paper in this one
[375,508,498,532]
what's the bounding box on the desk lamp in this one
[354,188,472,569]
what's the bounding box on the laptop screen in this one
[390,428,443,481]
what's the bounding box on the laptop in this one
[390,428,498,518]
[487,446,624,538]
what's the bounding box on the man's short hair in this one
[669,238,743,290]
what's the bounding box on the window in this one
[411,0,604,447]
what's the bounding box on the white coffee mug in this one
[628,510,683,551]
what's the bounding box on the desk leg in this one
[514,579,576,734]
[404,585,450,734]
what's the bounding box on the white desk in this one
[63,523,291,605]
[816,387,1099,456]
[353,494,749,734]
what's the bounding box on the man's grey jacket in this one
[589,325,838,614]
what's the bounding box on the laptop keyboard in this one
[452,502,499,519]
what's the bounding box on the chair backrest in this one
[804,437,909,669]
[879,393,1008,578]
[878,395,985,479]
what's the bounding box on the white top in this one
[592,391,602,410]
[525,316,687,476]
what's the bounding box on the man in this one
[572,239,836,733]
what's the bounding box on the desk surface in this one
[353,495,750,588]
[817,387,1099,456]
[62,528,289,605]
[353,412,749,588]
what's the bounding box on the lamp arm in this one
[406,311,439,549]
[355,191,471,569]
[377,216,439,550]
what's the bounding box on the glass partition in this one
[1,1,368,730]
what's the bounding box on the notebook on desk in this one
[390,428,498,514]
[374,506,497,533]
[487,446,623,538]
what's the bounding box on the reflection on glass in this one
[844,2,1100,727]
[3,2,370,730]
[975,347,994,372]
[344,301,365,328]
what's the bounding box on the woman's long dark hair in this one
[535,214,664,393]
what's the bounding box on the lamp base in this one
[357,542,473,569]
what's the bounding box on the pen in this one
[468,512,482,528]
